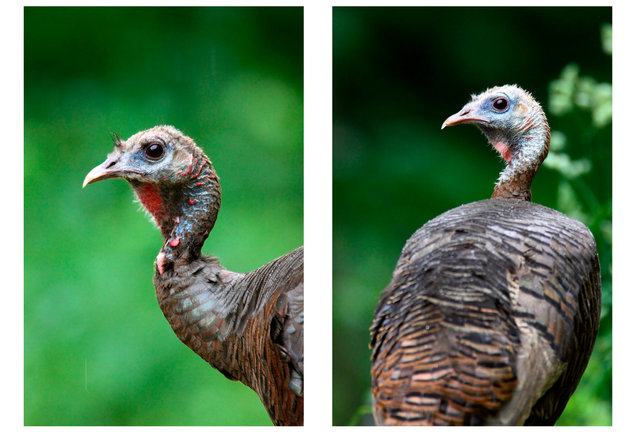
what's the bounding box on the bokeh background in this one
[25,7,302,425]
[333,7,612,425]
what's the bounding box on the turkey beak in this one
[441,106,491,129]
[83,154,139,188]
[83,157,119,188]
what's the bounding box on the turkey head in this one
[84,125,220,263]
[442,85,550,201]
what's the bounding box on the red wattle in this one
[134,183,167,226]
[492,140,512,162]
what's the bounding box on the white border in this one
[6,0,638,438]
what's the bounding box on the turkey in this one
[370,85,601,425]
[83,126,303,426]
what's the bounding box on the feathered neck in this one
[489,102,550,201]
[130,153,221,269]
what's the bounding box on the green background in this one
[25,7,302,425]
[333,7,612,425]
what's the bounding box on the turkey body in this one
[370,86,601,425]
[371,199,600,425]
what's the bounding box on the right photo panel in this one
[332,7,611,426]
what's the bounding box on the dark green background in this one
[333,7,612,425]
[25,7,302,425]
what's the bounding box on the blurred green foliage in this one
[333,7,611,426]
[25,7,302,425]
[544,32,612,425]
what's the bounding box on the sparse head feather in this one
[122,125,201,176]
[110,132,124,149]
[471,84,535,102]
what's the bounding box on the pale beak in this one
[441,107,490,129]
[82,155,141,188]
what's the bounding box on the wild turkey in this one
[83,126,303,426]
[370,85,601,425]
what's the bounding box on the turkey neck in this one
[490,108,550,202]
[131,155,221,267]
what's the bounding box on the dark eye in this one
[144,143,165,160]
[493,98,509,111]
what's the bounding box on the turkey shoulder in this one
[155,246,304,425]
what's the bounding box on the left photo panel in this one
[25,7,303,425]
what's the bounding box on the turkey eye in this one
[144,143,165,160]
[493,98,509,111]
